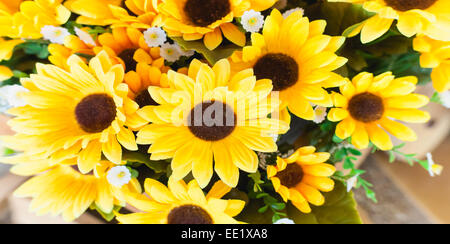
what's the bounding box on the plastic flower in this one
[0,85,28,111]
[2,0,71,39]
[426,153,443,177]
[2,156,141,222]
[313,106,327,124]
[41,25,71,45]
[0,0,23,37]
[74,27,97,47]
[65,0,163,28]
[159,0,276,50]
[116,178,245,224]
[441,91,450,109]
[107,166,132,187]
[136,58,289,187]
[241,10,264,33]
[230,9,347,122]
[282,7,304,19]
[329,0,450,43]
[159,42,182,62]
[0,66,13,82]
[143,27,167,47]
[267,146,335,213]
[93,27,163,74]
[1,51,140,173]
[328,72,431,150]
[0,38,24,80]
[413,35,450,92]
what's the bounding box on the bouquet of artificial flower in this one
[0,0,447,224]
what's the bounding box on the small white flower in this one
[160,42,182,62]
[0,85,28,113]
[440,91,450,109]
[40,25,71,44]
[274,218,295,224]
[179,48,195,57]
[346,174,359,192]
[426,153,443,177]
[282,8,304,19]
[272,0,287,10]
[106,166,132,188]
[143,27,167,47]
[313,106,327,124]
[74,27,96,46]
[241,10,264,33]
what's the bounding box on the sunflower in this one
[136,58,289,187]
[413,35,450,92]
[65,0,162,28]
[1,156,141,222]
[1,51,140,174]
[0,37,24,81]
[267,146,335,213]
[0,0,70,39]
[159,0,276,50]
[93,27,168,74]
[229,9,347,122]
[327,72,430,150]
[329,0,450,43]
[116,178,245,224]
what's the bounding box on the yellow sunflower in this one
[267,146,335,213]
[0,37,24,81]
[1,156,141,222]
[413,35,450,92]
[136,58,289,187]
[93,27,168,74]
[0,65,13,81]
[1,51,140,174]
[330,0,450,43]
[328,72,430,150]
[159,0,276,50]
[0,0,71,39]
[116,178,245,224]
[65,0,162,28]
[230,9,347,122]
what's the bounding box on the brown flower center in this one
[187,101,236,141]
[348,92,384,123]
[275,163,304,188]
[75,93,117,133]
[184,0,231,27]
[167,204,213,224]
[384,0,437,11]
[135,89,158,108]
[118,48,137,73]
[253,53,299,91]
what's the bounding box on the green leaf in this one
[121,150,167,173]
[258,205,269,213]
[172,37,241,65]
[3,148,15,156]
[348,148,362,156]
[270,202,286,211]
[91,205,122,222]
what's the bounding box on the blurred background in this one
[1,84,449,224]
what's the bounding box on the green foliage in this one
[386,143,430,171]
[2,148,15,156]
[172,37,241,65]
[122,150,168,173]
[430,92,443,104]
[17,40,50,59]
[248,171,264,192]
[91,204,122,222]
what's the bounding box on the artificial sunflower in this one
[230,9,347,122]
[0,37,24,81]
[328,72,430,150]
[413,35,450,92]
[0,0,70,39]
[330,0,450,43]
[65,0,162,28]
[267,146,335,214]
[116,178,245,224]
[159,0,276,50]
[1,51,140,173]
[93,27,167,74]
[136,58,289,187]
[1,156,141,222]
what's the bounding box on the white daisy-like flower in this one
[143,27,167,48]
[241,10,264,33]
[160,42,182,62]
[0,85,28,113]
[274,218,295,224]
[272,0,287,10]
[346,174,359,192]
[426,153,443,177]
[74,27,96,47]
[282,8,304,19]
[106,166,132,188]
[440,91,450,109]
[313,106,327,124]
[40,25,71,45]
